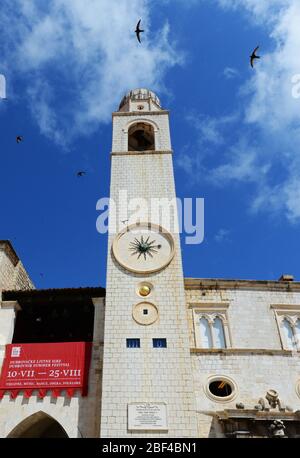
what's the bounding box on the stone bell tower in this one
[100,89,197,437]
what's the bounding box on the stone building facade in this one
[0,242,105,438]
[0,241,34,373]
[0,89,300,438]
[185,278,300,437]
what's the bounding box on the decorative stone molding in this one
[0,301,21,311]
[111,150,173,156]
[132,302,159,326]
[190,303,232,349]
[190,348,294,355]
[184,278,300,292]
[269,419,286,437]
[271,304,300,350]
[254,389,290,412]
[113,110,169,117]
[204,375,238,403]
[209,409,300,438]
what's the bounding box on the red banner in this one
[0,342,92,399]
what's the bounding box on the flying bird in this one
[77,171,86,177]
[16,135,23,143]
[250,46,260,68]
[135,19,144,43]
[121,219,129,225]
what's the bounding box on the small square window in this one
[126,338,140,348]
[143,309,148,315]
[153,338,167,348]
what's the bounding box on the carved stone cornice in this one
[112,110,169,117]
[111,150,173,156]
[215,409,300,422]
[184,278,300,292]
[190,348,296,356]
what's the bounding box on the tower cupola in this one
[118,88,162,112]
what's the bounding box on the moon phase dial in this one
[112,223,175,274]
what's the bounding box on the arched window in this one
[194,309,231,349]
[213,317,226,348]
[282,318,296,350]
[128,122,155,151]
[273,308,300,351]
[199,317,213,348]
[7,412,68,438]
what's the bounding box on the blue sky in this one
[0,0,300,289]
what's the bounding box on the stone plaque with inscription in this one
[128,403,168,431]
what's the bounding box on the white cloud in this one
[223,67,239,79]
[282,177,300,222]
[186,112,238,146]
[27,78,68,148]
[214,228,230,243]
[179,0,300,223]
[0,74,6,99]
[216,0,289,22]
[177,153,197,178]
[225,0,300,221]
[210,140,270,185]
[0,0,183,146]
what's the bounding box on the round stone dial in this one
[112,223,175,274]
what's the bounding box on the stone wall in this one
[0,241,34,293]
[0,242,34,382]
[100,107,197,438]
[0,297,105,438]
[185,280,300,437]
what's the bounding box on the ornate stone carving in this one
[269,420,286,437]
[254,389,292,413]
[236,402,245,409]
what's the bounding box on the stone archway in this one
[128,122,155,151]
[7,411,68,438]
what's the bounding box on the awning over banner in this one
[0,342,92,399]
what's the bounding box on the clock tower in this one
[100,89,197,437]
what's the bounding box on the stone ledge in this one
[111,150,173,156]
[185,277,300,291]
[190,348,295,356]
[270,303,300,310]
[112,111,169,117]
[0,300,21,310]
[188,302,230,309]
[215,409,300,421]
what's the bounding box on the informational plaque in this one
[128,403,168,431]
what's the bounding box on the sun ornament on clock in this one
[112,222,175,274]
[129,235,162,260]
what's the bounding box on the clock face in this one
[112,223,175,274]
